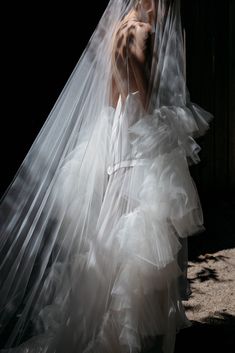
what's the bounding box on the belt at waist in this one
[107,158,149,175]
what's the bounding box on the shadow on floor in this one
[174,311,235,353]
[175,198,235,352]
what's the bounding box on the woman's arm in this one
[128,23,152,109]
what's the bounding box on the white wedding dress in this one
[1,90,209,353]
[0,2,214,351]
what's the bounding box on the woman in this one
[111,0,154,109]
[0,1,213,352]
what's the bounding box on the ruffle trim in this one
[127,102,213,165]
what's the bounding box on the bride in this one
[0,1,213,352]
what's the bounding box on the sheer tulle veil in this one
[0,0,213,352]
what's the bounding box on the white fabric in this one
[0,91,208,353]
[0,1,213,352]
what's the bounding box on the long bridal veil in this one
[0,1,213,352]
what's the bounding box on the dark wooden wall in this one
[182,0,235,198]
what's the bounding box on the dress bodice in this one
[107,91,149,175]
[106,88,212,176]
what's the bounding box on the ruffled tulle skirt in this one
[0,92,212,353]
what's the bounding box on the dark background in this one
[0,1,234,352]
[182,0,235,198]
[1,0,234,248]
[0,1,106,198]
[1,0,234,200]
[1,2,234,237]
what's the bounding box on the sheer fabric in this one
[0,1,213,352]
